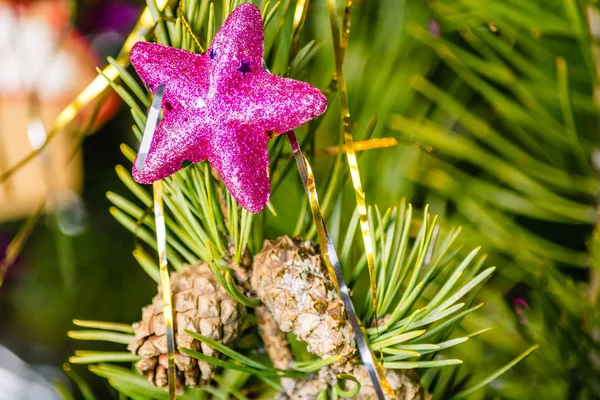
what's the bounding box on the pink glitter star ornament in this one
[129,4,327,213]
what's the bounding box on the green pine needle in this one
[63,363,97,400]
[67,330,134,344]
[449,345,539,399]
[72,320,134,334]
[70,351,141,364]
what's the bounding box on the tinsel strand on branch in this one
[252,236,431,399]
[129,262,247,391]
[252,236,355,365]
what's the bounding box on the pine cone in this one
[253,237,432,400]
[251,236,355,363]
[275,368,338,400]
[128,262,247,389]
[350,366,432,400]
[278,366,430,400]
[255,306,297,395]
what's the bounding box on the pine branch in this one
[62,0,556,398]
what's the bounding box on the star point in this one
[130,4,327,212]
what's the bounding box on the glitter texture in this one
[130,4,327,213]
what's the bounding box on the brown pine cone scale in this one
[128,262,246,390]
[251,237,355,363]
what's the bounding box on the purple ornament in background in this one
[513,297,530,325]
[81,1,140,36]
[129,4,327,213]
[81,1,142,61]
[428,19,440,37]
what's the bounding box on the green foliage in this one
[70,200,511,398]
[110,143,252,269]
[61,0,600,399]
[380,0,600,398]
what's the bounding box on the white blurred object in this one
[0,5,76,99]
[0,346,60,400]
[26,119,47,151]
[54,189,87,236]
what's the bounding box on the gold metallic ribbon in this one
[345,135,378,315]
[141,85,177,399]
[325,0,391,396]
[179,0,203,52]
[287,131,392,399]
[153,181,177,399]
[280,138,398,159]
[290,0,309,59]
[325,0,379,327]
